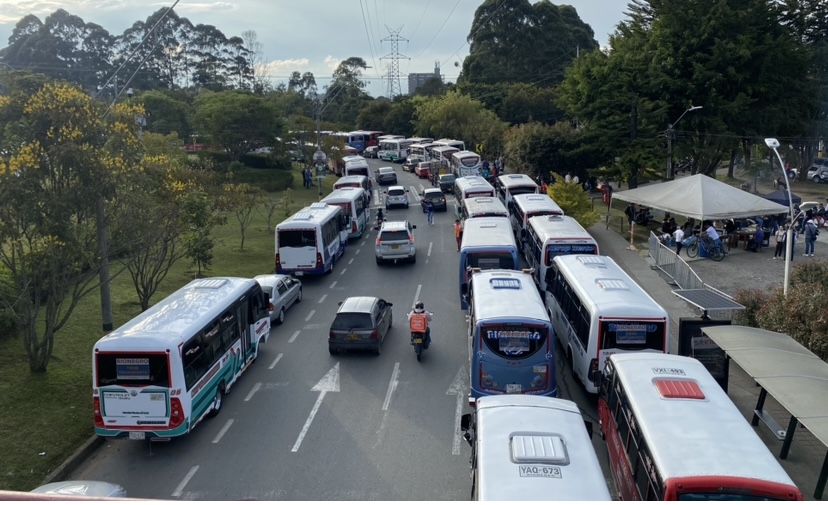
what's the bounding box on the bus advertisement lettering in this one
[482,325,547,357]
[602,320,665,349]
[608,323,657,345]
[547,244,598,253]
[115,358,150,380]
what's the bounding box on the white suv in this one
[375,220,417,264]
[385,185,409,209]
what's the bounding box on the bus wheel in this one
[209,383,225,417]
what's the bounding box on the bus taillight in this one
[352,221,358,233]
[315,253,323,269]
[169,397,184,429]
[93,397,104,428]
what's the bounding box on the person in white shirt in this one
[705,222,723,251]
[673,227,685,255]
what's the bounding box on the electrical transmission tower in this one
[380,26,409,98]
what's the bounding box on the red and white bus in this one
[597,353,803,501]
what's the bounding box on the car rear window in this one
[331,313,373,330]
[380,230,409,241]
[426,191,444,199]
[388,189,405,196]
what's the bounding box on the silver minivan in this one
[375,220,416,264]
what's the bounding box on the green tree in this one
[413,91,507,152]
[223,182,266,250]
[498,83,562,125]
[414,77,447,97]
[503,121,585,179]
[139,90,191,136]
[384,98,418,138]
[356,99,392,130]
[193,90,282,160]
[546,172,600,228]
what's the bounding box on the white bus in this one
[344,156,370,178]
[450,150,482,178]
[333,175,372,206]
[598,353,802,501]
[524,215,599,291]
[431,146,460,173]
[508,194,564,250]
[497,173,539,207]
[321,187,369,239]
[378,138,414,162]
[408,142,438,161]
[545,254,669,393]
[461,396,612,501]
[458,196,508,221]
[434,138,466,151]
[407,136,434,144]
[93,277,271,440]
[275,202,349,275]
[453,176,496,211]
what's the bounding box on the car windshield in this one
[331,313,373,330]
[440,175,456,182]
[380,168,394,174]
[380,230,409,241]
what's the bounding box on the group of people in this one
[625,203,654,226]
[302,167,314,189]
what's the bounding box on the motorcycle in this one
[409,312,433,361]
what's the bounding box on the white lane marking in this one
[382,362,401,411]
[446,367,467,455]
[244,382,261,402]
[305,310,315,321]
[318,294,328,303]
[361,240,367,247]
[410,186,422,202]
[340,268,347,275]
[268,353,284,369]
[427,242,433,257]
[349,258,354,264]
[172,465,199,497]
[356,248,361,255]
[329,281,337,289]
[212,419,234,444]
[288,330,300,343]
[292,363,340,452]
[412,284,422,308]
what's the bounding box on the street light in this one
[667,105,703,179]
[765,137,796,296]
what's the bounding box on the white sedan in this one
[255,274,303,324]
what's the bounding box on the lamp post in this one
[313,149,327,196]
[667,105,703,179]
[765,137,796,296]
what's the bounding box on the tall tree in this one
[413,91,507,153]
[193,90,282,160]
[242,29,271,93]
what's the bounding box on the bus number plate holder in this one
[519,465,561,478]
[129,431,145,440]
[506,384,522,393]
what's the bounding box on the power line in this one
[412,0,462,60]
[359,0,381,78]
[408,0,432,40]
[441,0,508,68]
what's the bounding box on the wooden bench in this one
[752,408,787,441]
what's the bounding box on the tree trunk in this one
[727,148,737,178]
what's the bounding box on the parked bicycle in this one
[685,233,726,261]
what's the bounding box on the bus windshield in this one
[601,320,667,350]
[465,252,516,270]
[278,230,316,248]
[96,354,170,387]
[482,324,547,358]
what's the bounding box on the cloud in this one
[262,58,309,77]
[324,56,341,73]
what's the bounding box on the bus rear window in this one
[279,230,316,248]
[601,320,666,350]
[329,202,352,215]
[96,354,170,387]
[510,186,538,196]
[466,253,515,270]
[482,325,547,358]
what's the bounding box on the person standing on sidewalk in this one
[454,219,463,251]
[772,225,787,259]
[804,217,818,256]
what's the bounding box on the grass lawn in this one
[0,166,341,491]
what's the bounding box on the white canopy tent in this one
[611,174,789,220]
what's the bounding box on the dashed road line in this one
[212,419,234,444]
[318,294,327,303]
[172,465,199,497]
[244,382,261,402]
[289,330,300,343]
[268,353,283,369]
[305,310,315,321]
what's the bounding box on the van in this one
[344,157,370,178]
[334,175,373,206]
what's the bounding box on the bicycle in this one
[685,234,726,261]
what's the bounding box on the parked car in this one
[438,173,457,193]
[403,154,423,172]
[364,145,379,158]
[808,159,828,183]
[31,481,128,498]
[255,274,303,324]
[415,161,433,179]
[375,220,417,264]
[421,188,447,212]
[385,185,409,209]
[375,166,398,186]
[328,296,393,355]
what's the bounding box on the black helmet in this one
[415,301,424,311]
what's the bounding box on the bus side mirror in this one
[588,369,602,388]
[461,283,468,299]
[460,413,471,431]
[584,420,594,439]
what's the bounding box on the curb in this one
[40,435,104,486]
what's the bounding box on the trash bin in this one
[600,184,613,205]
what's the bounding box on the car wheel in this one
[328,346,337,355]
[297,288,303,303]
[410,254,416,264]
[814,176,821,183]
[375,338,382,355]
[376,256,382,265]
[277,307,285,325]
[405,204,409,209]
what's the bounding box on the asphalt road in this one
[68,159,612,500]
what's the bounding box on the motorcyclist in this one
[407,301,433,349]
[376,208,384,225]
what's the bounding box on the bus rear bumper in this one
[95,423,189,440]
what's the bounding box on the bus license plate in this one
[519,465,562,478]
[129,431,145,440]
[506,384,522,393]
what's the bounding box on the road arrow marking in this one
[446,366,467,455]
[291,363,340,452]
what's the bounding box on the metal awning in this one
[702,325,828,499]
[673,288,745,312]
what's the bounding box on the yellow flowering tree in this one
[0,75,143,372]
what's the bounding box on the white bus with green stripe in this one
[92,277,271,440]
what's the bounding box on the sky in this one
[0,0,631,98]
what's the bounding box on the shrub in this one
[732,288,771,328]
[230,167,294,193]
[791,261,828,290]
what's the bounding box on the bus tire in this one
[209,383,225,418]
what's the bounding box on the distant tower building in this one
[407,62,442,95]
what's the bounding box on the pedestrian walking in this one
[454,219,463,251]
[425,200,434,225]
[673,226,685,256]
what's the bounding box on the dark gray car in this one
[328,296,393,355]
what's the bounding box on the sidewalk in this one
[589,222,826,501]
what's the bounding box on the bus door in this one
[237,299,251,360]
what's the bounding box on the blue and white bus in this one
[93,277,271,440]
[467,269,556,405]
[378,138,414,162]
[459,217,520,309]
[275,203,348,275]
[524,215,599,291]
[321,187,369,239]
